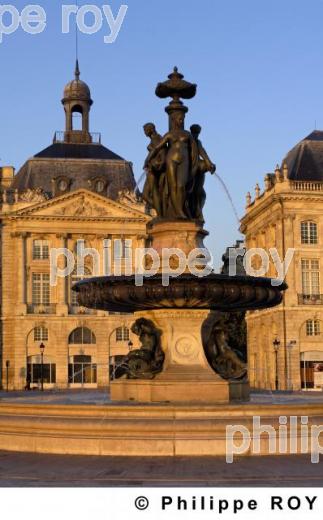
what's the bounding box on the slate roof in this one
[34,142,124,161]
[11,142,136,200]
[283,130,323,181]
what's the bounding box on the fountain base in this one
[111,309,249,403]
[147,219,208,259]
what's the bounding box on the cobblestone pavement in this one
[0,451,322,486]
[0,389,323,405]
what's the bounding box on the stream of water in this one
[214,174,240,225]
[134,171,147,192]
[134,171,240,225]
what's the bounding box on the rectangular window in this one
[306,320,320,336]
[32,273,50,305]
[33,240,49,260]
[68,357,97,384]
[113,239,131,260]
[301,222,318,245]
[34,327,48,341]
[302,259,320,295]
[27,363,56,384]
[116,327,130,342]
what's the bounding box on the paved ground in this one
[1,388,323,405]
[0,451,322,486]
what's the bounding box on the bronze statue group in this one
[142,114,216,222]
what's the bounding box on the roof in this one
[283,130,323,181]
[11,142,136,200]
[34,142,124,160]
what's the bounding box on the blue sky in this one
[1,0,323,267]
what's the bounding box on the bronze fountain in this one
[74,68,287,403]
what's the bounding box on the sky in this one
[1,0,323,268]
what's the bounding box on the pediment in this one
[10,189,149,221]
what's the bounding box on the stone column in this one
[56,234,69,315]
[14,232,28,314]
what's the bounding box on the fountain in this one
[75,68,287,404]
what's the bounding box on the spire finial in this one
[75,59,80,80]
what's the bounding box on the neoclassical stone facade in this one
[241,131,323,391]
[0,65,150,390]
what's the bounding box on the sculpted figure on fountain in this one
[143,67,215,221]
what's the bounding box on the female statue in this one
[142,123,165,216]
[144,112,199,218]
[189,124,216,221]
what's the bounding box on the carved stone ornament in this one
[55,196,109,217]
[117,189,146,211]
[20,188,49,203]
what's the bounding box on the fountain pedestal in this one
[147,219,208,257]
[110,309,249,403]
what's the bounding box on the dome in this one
[282,130,323,182]
[63,79,92,102]
[62,60,93,104]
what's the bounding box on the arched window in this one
[301,221,318,244]
[306,320,321,336]
[69,327,96,344]
[33,239,49,260]
[116,326,130,342]
[34,326,48,342]
[72,104,83,131]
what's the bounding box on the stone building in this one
[241,130,323,391]
[0,63,150,390]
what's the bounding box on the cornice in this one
[5,215,147,223]
[1,188,150,221]
[242,192,323,227]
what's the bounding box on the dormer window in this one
[96,180,105,193]
[53,176,70,196]
[58,179,68,192]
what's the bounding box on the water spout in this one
[134,170,147,193]
[214,174,240,225]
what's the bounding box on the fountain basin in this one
[74,273,287,314]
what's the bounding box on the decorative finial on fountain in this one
[155,67,197,100]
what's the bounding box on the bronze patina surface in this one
[75,273,286,313]
[75,69,287,388]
